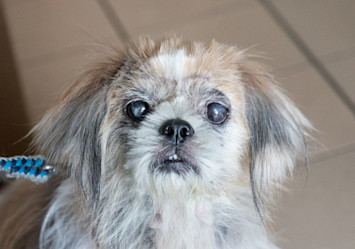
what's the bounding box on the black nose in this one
[159,119,194,145]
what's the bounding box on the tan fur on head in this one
[0,37,311,249]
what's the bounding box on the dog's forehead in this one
[112,43,245,106]
[148,49,190,85]
[147,48,244,101]
[142,48,232,93]
[116,49,214,99]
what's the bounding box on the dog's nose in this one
[159,119,194,145]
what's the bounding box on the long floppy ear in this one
[240,62,311,214]
[31,53,124,204]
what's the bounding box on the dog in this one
[0,37,311,249]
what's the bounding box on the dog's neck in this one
[41,178,278,249]
[150,196,216,249]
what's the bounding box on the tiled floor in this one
[1,0,354,248]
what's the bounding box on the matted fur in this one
[0,37,311,249]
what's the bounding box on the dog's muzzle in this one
[153,119,198,175]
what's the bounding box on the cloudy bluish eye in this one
[207,102,229,124]
[126,101,150,122]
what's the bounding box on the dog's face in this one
[33,37,310,209]
[104,48,249,197]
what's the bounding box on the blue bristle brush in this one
[0,156,54,183]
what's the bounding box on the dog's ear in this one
[240,62,311,213]
[31,54,125,204]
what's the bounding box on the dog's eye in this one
[126,100,150,122]
[207,102,229,124]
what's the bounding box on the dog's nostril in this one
[179,126,193,137]
[180,127,188,137]
[159,119,194,145]
[163,126,174,136]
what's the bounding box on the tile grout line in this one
[257,0,355,116]
[309,141,355,164]
[277,45,355,76]
[96,0,131,43]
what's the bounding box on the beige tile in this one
[128,2,306,70]
[108,0,239,31]
[2,0,119,64]
[18,54,89,123]
[279,68,355,150]
[274,150,355,249]
[325,55,355,103]
[270,0,355,57]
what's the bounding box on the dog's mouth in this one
[152,150,199,175]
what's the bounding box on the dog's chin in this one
[157,160,196,175]
[152,150,199,176]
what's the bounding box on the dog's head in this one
[32,37,310,212]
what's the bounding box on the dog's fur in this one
[0,37,311,249]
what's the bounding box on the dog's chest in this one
[150,199,217,249]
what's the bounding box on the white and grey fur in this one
[0,37,311,249]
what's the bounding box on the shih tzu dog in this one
[0,37,311,249]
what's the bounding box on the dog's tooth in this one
[169,156,173,161]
